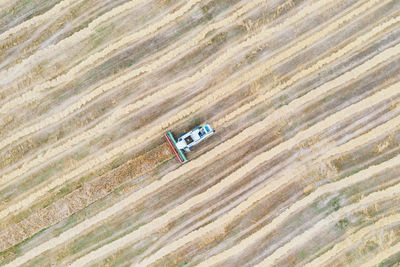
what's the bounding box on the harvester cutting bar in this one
[164,131,187,163]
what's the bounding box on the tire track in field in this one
[1,8,397,235]
[0,0,81,42]
[0,0,328,188]
[0,0,117,70]
[196,86,400,265]
[65,48,400,266]
[0,0,366,189]
[197,127,400,265]
[5,40,399,267]
[0,0,269,155]
[0,0,266,186]
[0,0,263,152]
[213,10,400,128]
[0,0,326,149]
[0,0,384,249]
[323,114,400,160]
[79,101,400,266]
[3,0,396,264]
[0,0,312,242]
[360,241,400,267]
[138,98,400,267]
[0,0,278,239]
[9,77,397,264]
[0,143,173,252]
[305,213,400,266]
[0,0,275,177]
[0,0,204,114]
[0,0,148,85]
[255,180,400,267]
[136,83,400,267]
[135,98,400,264]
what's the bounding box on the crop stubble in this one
[1,0,399,266]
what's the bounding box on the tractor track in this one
[0,0,376,212]
[1,0,399,266]
[70,79,400,267]
[0,0,202,114]
[0,0,339,215]
[137,101,400,266]
[255,183,400,267]
[2,0,268,180]
[0,0,312,148]
[0,0,149,83]
[305,213,400,266]
[0,0,81,43]
[55,76,400,266]
[360,241,400,267]
[5,39,399,266]
[0,0,276,184]
[0,0,394,245]
[0,0,270,165]
[198,135,400,266]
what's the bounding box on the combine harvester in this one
[164,122,215,163]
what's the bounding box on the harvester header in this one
[164,122,215,163]
[164,131,187,163]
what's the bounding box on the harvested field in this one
[0,0,399,266]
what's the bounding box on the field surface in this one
[0,0,400,266]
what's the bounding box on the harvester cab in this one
[164,122,215,163]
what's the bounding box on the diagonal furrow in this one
[306,213,400,266]
[0,143,173,252]
[214,11,400,128]
[0,0,375,191]
[0,0,267,186]
[5,34,400,267]
[0,1,266,176]
[255,180,400,267]
[323,114,400,160]
[0,0,330,187]
[1,0,398,266]
[0,0,330,148]
[0,0,378,248]
[0,0,204,114]
[3,93,394,262]
[0,0,81,42]
[1,22,398,238]
[0,0,149,85]
[135,100,400,264]
[139,99,400,266]
[0,0,129,72]
[66,53,400,266]
[196,120,400,265]
[360,241,400,267]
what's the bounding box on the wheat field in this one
[0,0,399,266]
